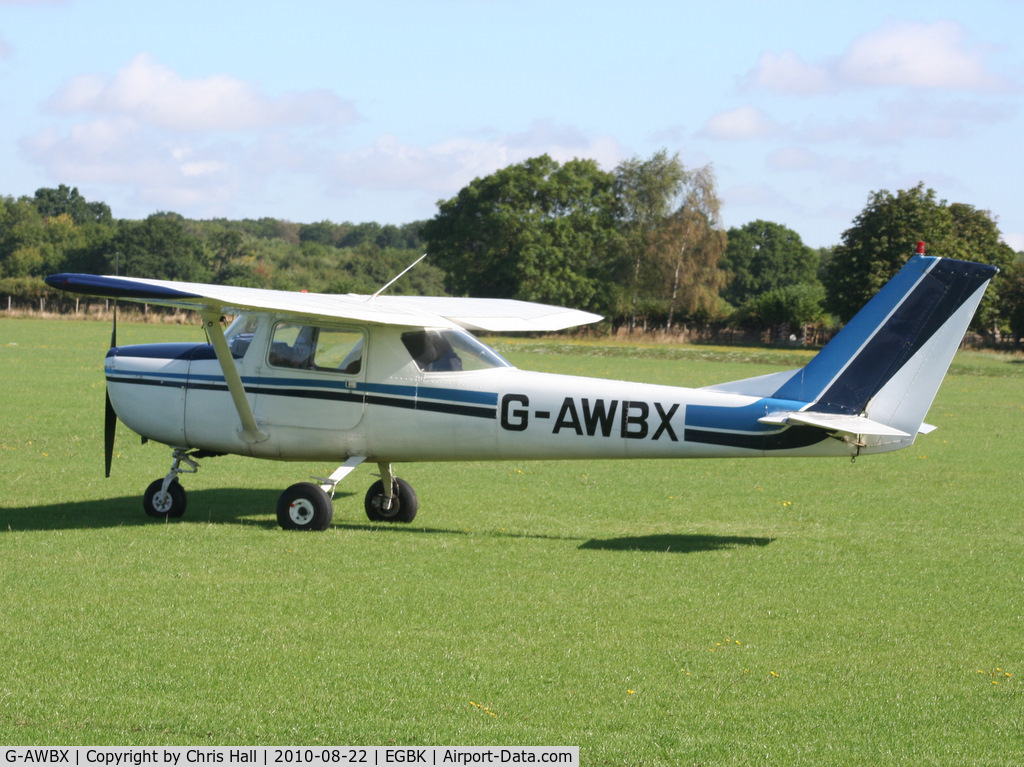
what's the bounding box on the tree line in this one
[421,152,1020,341]
[0,185,445,302]
[4,158,1024,344]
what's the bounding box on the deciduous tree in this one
[996,258,1024,345]
[33,184,112,225]
[824,183,1013,326]
[612,150,689,327]
[113,213,207,281]
[647,165,727,328]
[423,155,616,311]
[722,220,819,307]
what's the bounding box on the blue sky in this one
[2,0,1021,250]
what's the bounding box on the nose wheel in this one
[142,448,198,519]
[143,478,187,518]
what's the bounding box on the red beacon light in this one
[916,241,926,254]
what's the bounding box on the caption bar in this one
[3,748,577,766]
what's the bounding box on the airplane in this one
[45,246,997,531]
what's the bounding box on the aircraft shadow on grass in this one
[1,489,352,533]
[579,534,774,554]
[2,492,772,554]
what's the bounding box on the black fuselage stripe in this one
[106,375,186,389]
[107,377,497,419]
[249,386,363,405]
[362,394,495,419]
[684,427,827,451]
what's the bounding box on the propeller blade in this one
[104,388,117,478]
[104,297,118,477]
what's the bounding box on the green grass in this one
[2,317,1023,763]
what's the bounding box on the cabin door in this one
[252,322,367,432]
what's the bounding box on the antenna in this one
[371,253,428,299]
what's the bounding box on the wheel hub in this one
[373,494,397,517]
[288,499,315,525]
[152,491,173,514]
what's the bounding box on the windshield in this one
[402,329,512,372]
[224,314,260,358]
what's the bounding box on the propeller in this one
[104,276,118,477]
[104,388,116,477]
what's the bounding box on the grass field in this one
[2,317,1022,764]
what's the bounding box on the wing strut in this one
[200,310,268,444]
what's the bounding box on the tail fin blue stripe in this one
[772,256,997,414]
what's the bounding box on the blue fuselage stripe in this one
[106,371,499,419]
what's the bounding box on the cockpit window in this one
[269,323,364,374]
[401,329,511,372]
[224,314,260,358]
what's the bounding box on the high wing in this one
[44,274,603,332]
[367,296,602,332]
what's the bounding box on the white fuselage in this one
[105,318,902,467]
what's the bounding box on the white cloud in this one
[746,51,832,95]
[22,111,624,220]
[20,117,239,212]
[839,21,1007,91]
[699,106,780,140]
[747,20,1011,94]
[326,121,623,200]
[23,54,366,216]
[46,53,359,131]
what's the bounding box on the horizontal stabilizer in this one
[758,410,911,438]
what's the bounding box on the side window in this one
[314,328,363,374]
[401,329,511,372]
[269,323,363,374]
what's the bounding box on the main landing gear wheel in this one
[143,478,187,519]
[364,477,418,523]
[277,482,334,531]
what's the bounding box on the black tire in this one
[143,478,187,519]
[364,477,418,523]
[277,482,334,531]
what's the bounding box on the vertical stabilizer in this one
[771,255,997,435]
